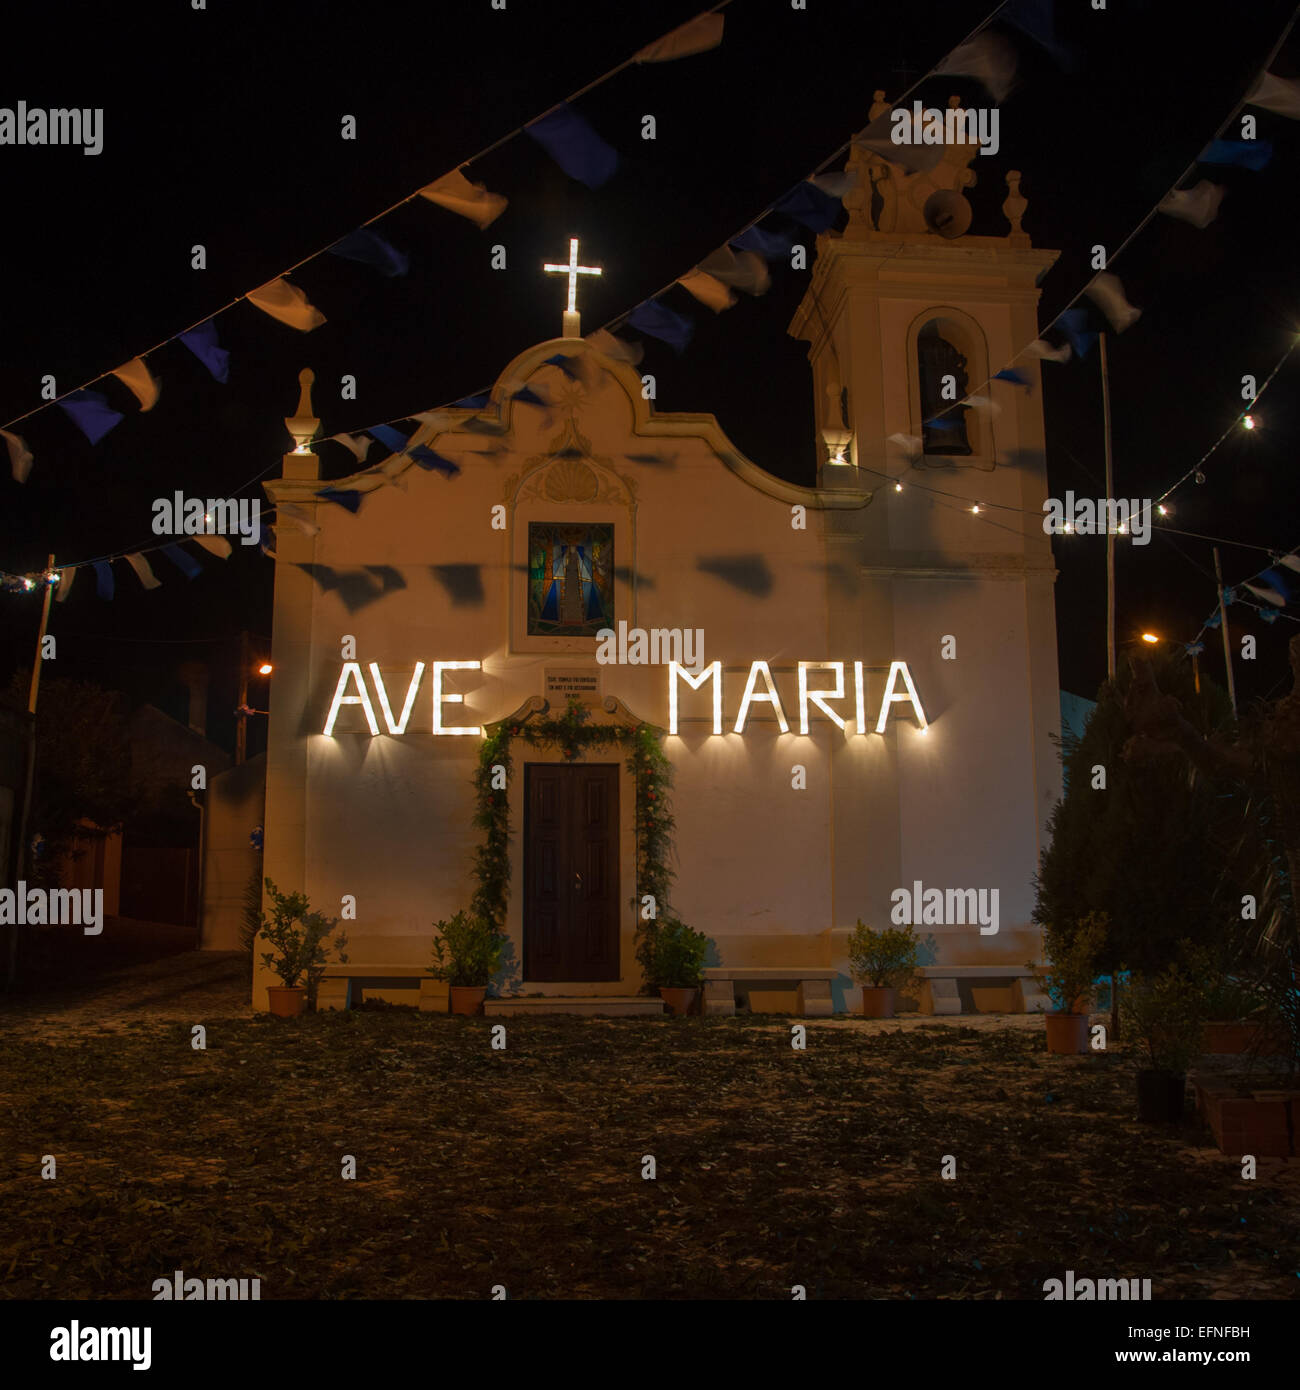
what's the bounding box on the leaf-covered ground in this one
[2,954,1297,1300]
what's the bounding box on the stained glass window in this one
[527,523,615,636]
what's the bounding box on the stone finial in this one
[1003,170,1028,240]
[284,367,319,452]
[868,89,890,121]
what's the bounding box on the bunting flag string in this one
[0,2,735,473]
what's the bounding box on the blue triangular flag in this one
[1205,610,1222,629]
[513,387,546,406]
[160,543,202,580]
[178,320,230,383]
[1058,308,1097,360]
[1003,0,1077,70]
[993,368,1031,387]
[525,103,619,189]
[1199,140,1273,171]
[93,560,115,600]
[628,299,694,354]
[1244,567,1297,607]
[328,228,409,277]
[544,353,582,379]
[1185,641,1205,655]
[368,424,410,455]
[1259,607,1279,623]
[317,488,363,513]
[58,389,123,445]
[410,445,460,476]
[732,225,791,260]
[775,182,842,233]
[455,393,490,409]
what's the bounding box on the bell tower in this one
[789,94,1064,977]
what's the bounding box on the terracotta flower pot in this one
[450,986,487,1016]
[1045,1012,1089,1054]
[1136,1069,1186,1123]
[659,986,696,1017]
[267,986,307,1018]
[861,986,895,1019]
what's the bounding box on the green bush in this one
[257,879,349,1008]
[847,921,920,992]
[1121,964,1208,1074]
[1034,913,1107,1013]
[644,918,708,989]
[428,911,504,989]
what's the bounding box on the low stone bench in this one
[317,964,447,1012]
[914,966,1049,1016]
[702,967,836,1018]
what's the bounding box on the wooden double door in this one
[523,764,620,982]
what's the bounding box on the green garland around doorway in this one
[470,699,676,963]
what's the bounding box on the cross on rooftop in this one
[544,237,602,338]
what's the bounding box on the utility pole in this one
[236,629,249,766]
[1100,332,1116,682]
[1213,548,1238,719]
[8,555,55,990]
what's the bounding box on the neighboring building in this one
[254,113,1062,1012]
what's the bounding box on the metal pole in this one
[8,555,55,990]
[236,630,249,766]
[1213,548,1237,719]
[1100,332,1116,681]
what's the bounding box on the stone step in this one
[484,995,665,1017]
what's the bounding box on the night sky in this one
[1,0,1297,756]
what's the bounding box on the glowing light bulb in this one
[1157,505,1168,516]
[1063,521,1074,534]
[1141,633,1159,644]
[894,482,903,492]
[1242,414,1256,430]
[258,662,273,676]
[971,505,981,514]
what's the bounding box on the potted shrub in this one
[1034,914,1106,1054]
[429,911,503,1015]
[257,879,349,1017]
[1121,963,1207,1122]
[645,918,708,1016]
[847,921,920,1019]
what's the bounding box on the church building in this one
[246,115,1063,1014]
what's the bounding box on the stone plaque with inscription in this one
[545,666,602,703]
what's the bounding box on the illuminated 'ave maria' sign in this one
[322,660,928,738]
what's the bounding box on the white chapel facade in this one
[247,118,1063,1013]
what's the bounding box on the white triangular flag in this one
[1,427,34,483]
[411,410,453,431]
[193,535,232,559]
[331,433,372,462]
[1278,553,1300,574]
[419,168,508,229]
[886,432,922,459]
[124,552,161,591]
[810,171,858,199]
[1086,272,1141,332]
[275,501,320,537]
[1157,181,1226,229]
[676,269,736,313]
[1024,338,1072,364]
[586,328,644,366]
[698,247,770,295]
[1247,71,1300,119]
[55,567,76,603]
[935,33,1018,103]
[635,13,724,63]
[247,277,326,332]
[112,357,160,411]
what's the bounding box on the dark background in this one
[1,0,1297,755]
